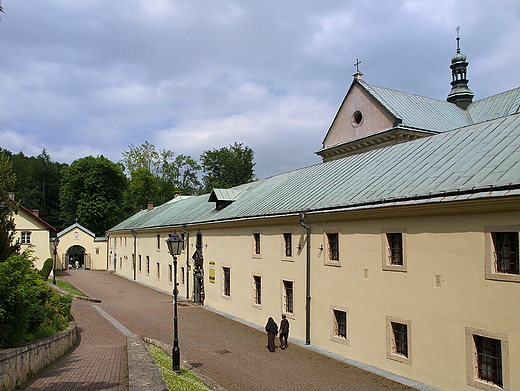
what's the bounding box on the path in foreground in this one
[20,298,128,390]
[58,269,417,391]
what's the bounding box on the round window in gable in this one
[351,110,363,127]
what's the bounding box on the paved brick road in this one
[20,298,128,391]
[31,269,425,391]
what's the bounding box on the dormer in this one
[208,189,241,210]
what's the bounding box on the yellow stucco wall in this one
[108,198,520,391]
[14,209,52,269]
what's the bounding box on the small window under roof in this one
[208,189,242,210]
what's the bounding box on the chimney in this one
[147,202,154,211]
[32,210,39,217]
[8,192,15,201]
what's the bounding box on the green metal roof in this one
[468,87,520,124]
[109,112,520,232]
[360,81,471,132]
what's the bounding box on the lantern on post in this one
[166,232,184,372]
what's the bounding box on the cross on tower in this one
[354,59,361,73]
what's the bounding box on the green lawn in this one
[50,279,87,297]
[148,346,211,391]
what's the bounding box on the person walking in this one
[265,317,278,352]
[279,314,289,349]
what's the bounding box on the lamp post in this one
[51,237,60,285]
[166,232,184,373]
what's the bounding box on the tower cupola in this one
[447,27,474,109]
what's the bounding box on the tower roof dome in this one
[451,51,467,64]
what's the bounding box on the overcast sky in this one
[1,0,519,180]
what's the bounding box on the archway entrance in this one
[64,245,91,269]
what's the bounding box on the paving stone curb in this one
[127,334,168,391]
[48,281,102,303]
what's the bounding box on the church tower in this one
[447,28,474,109]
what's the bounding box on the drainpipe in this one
[105,232,109,270]
[299,213,311,345]
[182,225,190,301]
[131,229,137,281]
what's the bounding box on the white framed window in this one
[282,231,294,261]
[382,228,407,272]
[21,232,31,244]
[330,305,349,346]
[146,255,150,275]
[252,232,261,258]
[180,267,185,285]
[485,226,520,283]
[168,264,172,284]
[95,247,100,255]
[281,278,294,318]
[324,231,341,266]
[222,266,231,299]
[386,316,412,365]
[138,255,142,273]
[156,262,160,279]
[465,326,510,390]
[157,234,161,251]
[252,274,262,307]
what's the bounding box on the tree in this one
[60,156,127,236]
[121,142,201,212]
[0,154,20,263]
[200,142,255,192]
[2,148,67,231]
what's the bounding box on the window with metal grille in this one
[146,256,150,274]
[21,232,31,244]
[253,276,261,305]
[333,310,347,339]
[494,232,519,274]
[254,233,261,255]
[475,335,502,387]
[283,280,293,314]
[327,233,339,262]
[168,264,172,283]
[223,267,230,296]
[283,233,292,257]
[392,322,408,357]
[156,262,160,279]
[139,255,142,272]
[388,233,403,265]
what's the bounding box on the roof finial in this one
[456,26,461,53]
[354,59,361,73]
[353,59,363,80]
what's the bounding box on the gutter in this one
[182,224,190,301]
[299,213,311,345]
[131,229,137,281]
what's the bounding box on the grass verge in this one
[49,279,87,297]
[148,345,211,391]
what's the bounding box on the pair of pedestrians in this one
[265,314,289,352]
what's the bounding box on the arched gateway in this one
[56,223,107,270]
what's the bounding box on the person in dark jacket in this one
[279,314,289,349]
[265,317,278,352]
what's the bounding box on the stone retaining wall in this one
[0,320,77,391]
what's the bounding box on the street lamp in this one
[51,237,60,285]
[166,232,184,373]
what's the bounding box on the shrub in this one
[0,252,72,349]
[39,258,54,280]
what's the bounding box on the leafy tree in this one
[60,155,127,236]
[0,154,20,263]
[200,142,255,192]
[121,142,201,212]
[2,148,67,231]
